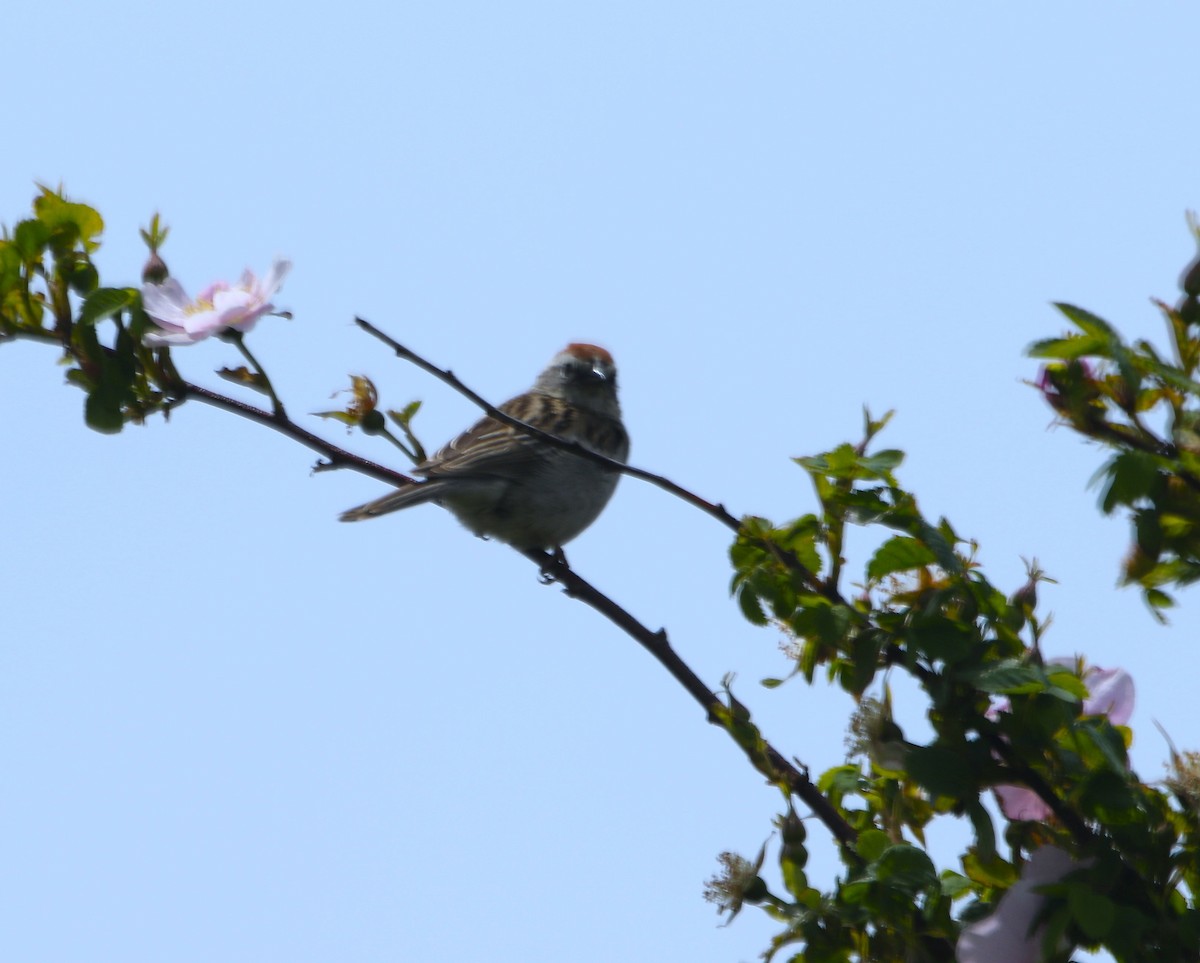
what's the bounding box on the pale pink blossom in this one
[142,257,291,346]
[993,662,1134,822]
[957,846,1080,963]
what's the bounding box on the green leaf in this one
[818,764,864,808]
[839,630,883,695]
[939,870,973,900]
[1077,769,1139,822]
[779,859,808,903]
[13,219,50,261]
[861,447,903,470]
[34,187,105,253]
[1075,719,1129,775]
[855,829,890,863]
[963,800,996,864]
[1066,882,1115,940]
[1099,451,1160,514]
[961,848,1016,888]
[1144,587,1175,612]
[965,660,1047,695]
[906,616,975,664]
[874,844,938,895]
[79,287,137,327]
[907,745,974,798]
[387,400,422,426]
[1054,302,1117,339]
[1026,334,1108,360]
[85,387,124,434]
[737,584,769,626]
[789,600,851,645]
[867,535,936,580]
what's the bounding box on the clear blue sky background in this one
[3,4,1198,961]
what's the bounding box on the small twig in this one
[181,381,413,487]
[375,425,420,464]
[225,331,288,420]
[522,548,860,851]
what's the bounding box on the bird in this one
[339,343,629,550]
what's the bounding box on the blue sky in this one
[3,3,1198,960]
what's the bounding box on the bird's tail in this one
[338,483,437,522]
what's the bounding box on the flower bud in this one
[1179,296,1200,328]
[780,811,807,846]
[1180,254,1200,298]
[1010,579,1036,614]
[142,251,169,285]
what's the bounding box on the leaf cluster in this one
[1029,250,1200,614]
[721,402,1199,959]
[1,187,173,431]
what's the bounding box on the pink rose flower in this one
[142,257,291,346]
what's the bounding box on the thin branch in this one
[224,330,288,420]
[522,548,860,850]
[180,381,413,487]
[6,326,411,486]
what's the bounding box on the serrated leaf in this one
[34,187,104,252]
[867,535,936,580]
[13,219,50,261]
[737,584,769,626]
[79,287,137,327]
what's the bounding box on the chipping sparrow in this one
[339,343,629,550]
